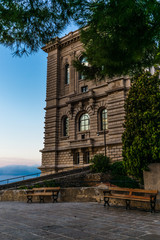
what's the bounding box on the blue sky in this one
[0,23,78,167]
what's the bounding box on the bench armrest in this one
[150,194,157,201]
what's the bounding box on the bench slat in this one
[106,187,158,194]
[27,193,53,196]
[26,187,60,203]
[104,194,154,200]
[104,195,151,202]
[103,187,158,212]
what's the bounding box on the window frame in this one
[62,116,69,137]
[73,152,80,165]
[78,56,88,80]
[79,113,90,132]
[100,108,108,131]
[65,64,70,85]
[81,86,88,93]
[83,151,90,164]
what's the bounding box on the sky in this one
[0,23,78,168]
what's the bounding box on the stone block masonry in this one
[1,188,160,211]
[40,30,130,174]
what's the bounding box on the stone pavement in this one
[0,202,160,240]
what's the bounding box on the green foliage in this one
[90,154,110,173]
[2,0,160,69]
[122,71,160,180]
[110,161,126,176]
[18,186,29,190]
[110,161,139,188]
[33,180,58,188]
[0,0,88,55]
[110,175,140,188]
[19,180,58,189]
[42,180,58,187]
[74,0,160,78]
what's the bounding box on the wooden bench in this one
[26,187,60,203]
[103,187,158,212]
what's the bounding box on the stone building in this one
[39,29,130,174]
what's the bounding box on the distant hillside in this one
[0,165,41,176]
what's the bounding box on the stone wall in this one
[143,163,160,191]
[0,188,105,203]
[1,188,160,211]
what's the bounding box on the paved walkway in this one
[0,202,160,240]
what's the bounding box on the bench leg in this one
[39,196,45,203]
[150,200,156,213]
[27,196,32,203]
[104,197,110,207]
[126,200,130,210]
[52,194,58,203]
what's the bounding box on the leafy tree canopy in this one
[1,0,160,78]
[122,71,160,181]
[74,0,160,78]
[0,0,89,56]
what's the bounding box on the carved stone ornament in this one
[68,103,74,118]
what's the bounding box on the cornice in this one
[42,30,80,53]
[40,139,122,153]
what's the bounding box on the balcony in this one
[69,138,94,149]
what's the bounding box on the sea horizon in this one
[0,165,41,184]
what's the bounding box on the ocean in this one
[0,165,41,184]
[0,173,41,184]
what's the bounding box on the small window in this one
[81,134,85,139]
[79,56,88,80]
[81,86,88,93]
[65,64,70,84]
[73,152,79,165]
[101,109,108,130]
[63,117,69,136]
[79,113,90,131]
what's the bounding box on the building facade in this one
[39,30,130,174]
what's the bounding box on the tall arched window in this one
[101,109,108,130]
[65,64,70,84]
[79,113,90,131]
[79,56,88,80]
[63,117,69,136]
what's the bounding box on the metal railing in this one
[0,166,91,186]
[0,172,41,185]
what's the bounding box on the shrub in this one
[19,180,58,189]
[110,161,126,176]
[122,71,160,181]
[18,186,29,189]
[90,154,110,173]
[43,180,57,187]
[110,175,140,188]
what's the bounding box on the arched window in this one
[63,117,69,136]
[65,64,70,84]
[101,109,108,130]
[79,56,88,80]
[79,113,90,131]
